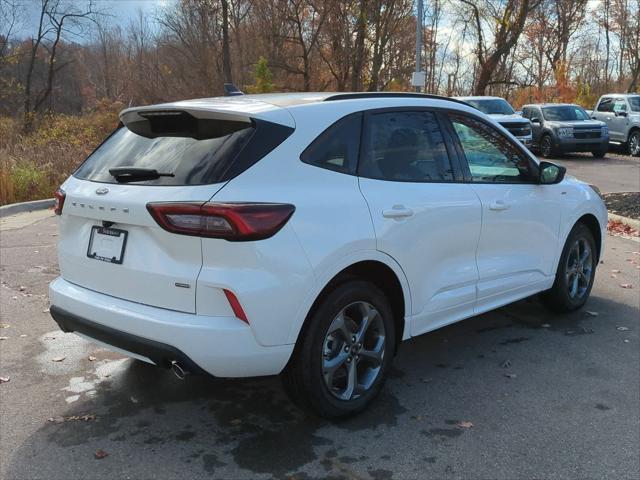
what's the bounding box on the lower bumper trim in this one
[50,305,208,375]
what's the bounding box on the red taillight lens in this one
[53,189,66,215]
[146,202,295,241]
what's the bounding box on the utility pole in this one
[411,0,425,92]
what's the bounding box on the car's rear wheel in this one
[591,147,607,158]
[282,280,395,418]
[540,134,555,158]
[540,223,597,313]
[628,130,640,157]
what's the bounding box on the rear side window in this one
[300,113,362,174]
[75,117,293,186]
[359,111,454,182]
[597,97,613,112]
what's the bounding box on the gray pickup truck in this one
[591,94,640,156]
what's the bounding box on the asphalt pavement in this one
[549,150,640,193]
[1,156,639,480]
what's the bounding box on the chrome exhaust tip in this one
[171,360,188,380]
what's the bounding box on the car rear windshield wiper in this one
[109,167,175,182]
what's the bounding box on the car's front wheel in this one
[628,130,640,157]
[282,280,395,418]
[541,223,597,312]
[540,134,555,158]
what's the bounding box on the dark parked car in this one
[522,104,609,158]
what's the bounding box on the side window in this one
[358,111,454,182]
[448,113,534,184]
[300,113,361,174]
[613,99,628,113]
[597,97,613,112]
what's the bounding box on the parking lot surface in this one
[549,149,640,193]
[1,155,639,480]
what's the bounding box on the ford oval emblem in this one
[95,187,109,195]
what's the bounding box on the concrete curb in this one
[0,198,54,218]
[608,212,640,231]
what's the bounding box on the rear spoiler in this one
[119,109,252,139]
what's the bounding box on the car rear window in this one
[74,117,293,186]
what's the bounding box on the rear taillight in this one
[53,189,66,215]
[146,202,295,241]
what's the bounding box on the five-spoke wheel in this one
[282,280,395,418]
[322,302,385,401]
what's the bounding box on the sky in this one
[15,0,175,39]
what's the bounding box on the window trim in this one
[441,110,541,185]
[357,107,465,183]
[299,112,363,176]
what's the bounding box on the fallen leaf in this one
[610,274,617,278]
[230,418,242,425]
[11,296,17,300]
[585,311,599,317]
[42,309,50,313]
[457,421,474,428]
[130,396,138,404]
[504,373,517,379]
[611,269,621,273]
[0,324,9,329]
[94,450,108,459]
[540,323,551,328]
[19,334,27,338]
[617,326,630,331]
[88,356,97,362]
[0,376,10,383]
[620,283,633,289]
[18,286,26,291]
[624,339,630,343]
[51,356,66,362]
[500,360,512,368]
[49,414,97,423]
[0,337,8,341]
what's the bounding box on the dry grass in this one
[0,102,122,205]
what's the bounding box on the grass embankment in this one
[0,104,120,205]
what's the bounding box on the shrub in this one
[0,103,120,205]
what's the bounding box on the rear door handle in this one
[382,206,414,218]
[489,200,510,211]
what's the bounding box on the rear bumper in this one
[49,277,293,377]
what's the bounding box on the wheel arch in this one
[575,213,603,262]
[287,254,411,352]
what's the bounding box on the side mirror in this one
[539,161,566,185]
[531,117,540,124]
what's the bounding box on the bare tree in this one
[460,0,541,95]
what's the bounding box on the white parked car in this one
[49,92,607,417]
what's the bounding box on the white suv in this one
[49,92,607,417]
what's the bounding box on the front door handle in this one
[489,200,510,211]
[382,205,414,218]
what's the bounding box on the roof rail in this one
[323,92,472,107]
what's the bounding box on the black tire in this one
[540,134,555,158]
[591,148,607,158]
[628,130,640,157]
[540,223,598,313]
[282,280,396,418]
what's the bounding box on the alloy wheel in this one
[541,136,552,157]
[630,132,640,156]
[322,301,386,401]
[565,237,593,299]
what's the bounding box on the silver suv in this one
[591,94,640,156]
